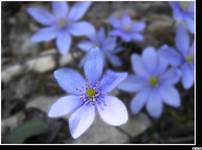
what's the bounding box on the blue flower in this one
[48,48,128,139]
[118,47,181,118]
[159,26,194,89]
[78,27,123,67]
[169,1,194,33]
[27,1,95,55]
[108,14,146,42]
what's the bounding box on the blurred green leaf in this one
[5,119,49,144]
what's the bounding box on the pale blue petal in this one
[184,15,194,33]
[69,21,95,36]
[48,95,82,117]
[100,70,128,93]
[130,87,152,114]
[110,30,132,42]
[132,22,146,32]
[118,75,147,92]
[78,41,95,52]
[56,32,71,55]
[121,15,132,28]
[108,16,121,29]
[97,27,106,42]
[146,89,163,118]
[84,48,104,84]
[160,86,181,107]
[131,33,144,41]
[176,26,190,54]
[105,53,122,67]
[97,96,128,126]
[52,1,69,19]
[27,7,55,25]
[31,26,58,43]
[54,68,86,95]
[160,68,181,85]
[68,1,92,21]
[181,63,194,89]
[69,104,95,139]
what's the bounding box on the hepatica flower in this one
[48,48,128,138]
[27,1,95,55]
[118,47,181,118]
[108,14,146,42]
[78,27,123,67]
[160,26,194,89]
[169,1,194,33]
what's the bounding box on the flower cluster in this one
[27,1,195,139]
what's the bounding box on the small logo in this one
[192,147,202,150]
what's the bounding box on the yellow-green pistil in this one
[86,88,96,98]
[186,55,193,64]
[149,76,159,87]
[58,19,67,28]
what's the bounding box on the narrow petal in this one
[97,96,128,126]
[131,33,144,41]
[68,1,92,21]
[97,27,106,42]
[159,45,183,67]
[27,7,55,25]
[54,68,86,95]
[69,21,95,36]
[69,104,95,139]
[156,53,169,75]
[77,41,95,52]
[130,87,152,114]
[108,16,121,29]
[110,30,132,42]
[100,70,128,93]
[84,48,104,84]
[181,63,194,89]
[176,26,190,54]
[160,68,181,85]
[146,89,163,118]
[31,27,58,43]
[105,53,122,67]
[184,15,194,33]
[121,15,132,28]
[142,47,158,74]
[131,54,149,78]
[56,32,71,55]
[118,75,147,92]
[132,22,146,32]
[48,95,82,117]
[160,86,181,107]
[52,1,69,19]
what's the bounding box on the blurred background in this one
[1,1,194,144]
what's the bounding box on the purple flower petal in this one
[105,53,122,67]
[132,22,146,32]
[159,45,183,67]
[108,16,121,29]
[142,47,158,75]
[56,32,71,55]
[69,104,95,139]
[27,7,55,25]
[68,1,92,22]
[156,52,169,75]
[130,87,152,114]
[184,15,194,33]
[31,26,58,43]
[176,26,190,54]
[78,41,95,52]
[97,27,106,42]
[100,70,128,93]
[97,96,128,126]
[131,33,144,41]
[131,54,149,78]
[69,21,95,37]
[181,63,194,89]
[48,95,82,117]
[160,86,181,107]
[110,30,132,42]
[161,68,181,85]
[84,48,104,84]
[121,15,132,28]
[146,89,163,118]
[52,1,69,19]
[118,75,147,92]
[54,68,86,95]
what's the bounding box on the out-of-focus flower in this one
[108,14,146,42]
[169,1,194,33]
[118,47,181,118]
[78,27,123,67]
[159,26,194,89]
[48,48,128,139]
[27,1,95,55]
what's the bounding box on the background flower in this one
[27,1,95,55]
[78,27,123,67]
[118,47,181,118]
[108,14,146,42]
[48,48,128,138]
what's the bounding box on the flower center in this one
[124,24,132,32]
[149,76,159,87]
[86,88,97,98]
[186,55,193,64]
[58,19,67,28]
